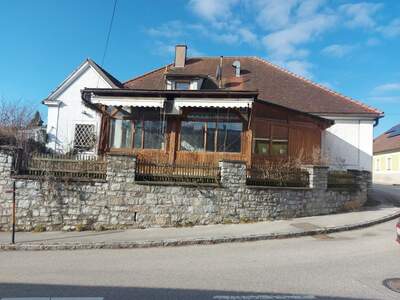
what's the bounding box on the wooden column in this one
[168,119,178,164]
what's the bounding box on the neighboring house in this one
[373,124,400,184]
[44,45,382,170]
[43,59,122,153]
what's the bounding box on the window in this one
[109,113,166,150]
[387,157,392,171]
[74,124,96,152]
[109,119,132,148]
[179,109,243,153]
[253,121,288,156]
[175,81,190,90]
[375,159,380,171]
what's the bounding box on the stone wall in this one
[0,150,370,231]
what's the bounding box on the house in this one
[43,45,382,171]
[373,124,400,184]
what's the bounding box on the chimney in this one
[174,45,187,68]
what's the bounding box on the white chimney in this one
[174,45,187,68]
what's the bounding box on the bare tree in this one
[0,97,45,152]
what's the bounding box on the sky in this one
[0,0,400,136]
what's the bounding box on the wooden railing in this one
[16,153,107,180]
[327,171,357,189]
[246,166,309,187]
[135,159,220,184]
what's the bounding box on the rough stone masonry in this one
[0,149,370,231]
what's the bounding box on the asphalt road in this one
[0,217,399,300]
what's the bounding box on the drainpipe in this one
[54,101,61,152]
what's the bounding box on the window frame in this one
[252,121,289,157]
[73,123,96,153]
[386,157,392,171]
[174,81,191,90]
[178,109,244,153]
[108,115,166,151]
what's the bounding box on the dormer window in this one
[175,81,190,90]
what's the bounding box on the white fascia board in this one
[174,98,253,109]
[45,60,112,101]
[42,99,61,106]
[91,95,166,108]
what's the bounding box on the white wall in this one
[45,64,112,153]
[321,118,375,171]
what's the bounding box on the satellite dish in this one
[232,60,241,77]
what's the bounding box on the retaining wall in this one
[0,150,370,231]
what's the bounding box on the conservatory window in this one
[179,109,243,153]
[109,115,165,150]
[109,119,132,149]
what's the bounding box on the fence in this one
[327,171,357,189]
[15,152,107,180]
[135,159,220,184]
[246,164,310,187]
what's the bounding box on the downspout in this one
[54,101,61,152]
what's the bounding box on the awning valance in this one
[174,98,253,110]
[91,96,165,108]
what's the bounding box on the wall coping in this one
[135,181,220,188]
[106,153,137,158]
[247,185,312,191]
[219,159,247,164]
[301,164,329,169]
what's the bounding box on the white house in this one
[43,45,382,171]
[43,59,121,153]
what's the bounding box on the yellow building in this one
[373,125,400,184]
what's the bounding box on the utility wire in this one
[97,0,118,88]
[101,0,118,67]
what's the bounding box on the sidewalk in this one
[1,203,399,251]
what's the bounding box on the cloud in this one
[188,0,239,27]
[378,18,400,38]
[253,0,299,31]
[339,2,383,29]
[262,14,336,61]
[151,41,204,58]
[146,21,185,39]
[322,44,355,58]
[238,28,258,45]
[372,83,400,94]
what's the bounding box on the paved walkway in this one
[0,204,399,247]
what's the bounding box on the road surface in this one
[0,218,399,300]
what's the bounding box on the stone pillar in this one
[106,154,136,184]
[219,160,247,188]
[348,169,370,192]
[302,165,328,189]
[0,147,16,231]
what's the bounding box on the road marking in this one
[1,298,103,300]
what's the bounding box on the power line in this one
[101,0,118,67]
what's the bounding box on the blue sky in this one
[0,0,399,136]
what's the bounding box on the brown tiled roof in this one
[124,57,381,116]
[374,126,400,154]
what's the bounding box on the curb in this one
[1,210,400,251]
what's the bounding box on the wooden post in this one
[168,119,178,164]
